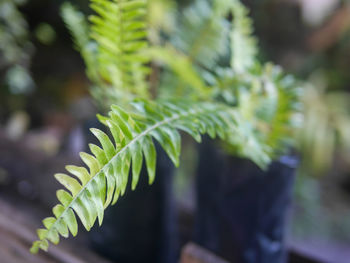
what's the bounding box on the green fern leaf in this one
[30,100,240,253]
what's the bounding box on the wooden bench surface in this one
[0,197,111,263]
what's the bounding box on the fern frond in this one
[224,112,272,169]
[230,0,258,73]
[149,0,232,99]
[90,0,150,98]
[30,99,240,253]
[261,65,302,152]
[171,0,230,69]
[61,3,99,84]
[211,63,302,168]
[156,0,258,98]
[62,0,151,105]
[61,3,90,57]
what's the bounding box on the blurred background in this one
[0,0,350,262]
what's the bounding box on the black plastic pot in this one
[194,138,298,263]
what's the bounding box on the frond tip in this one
[30,100,238,253]
[61,0,151,104]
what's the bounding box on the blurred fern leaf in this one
[230,0,258,73]
[171,0,230,69]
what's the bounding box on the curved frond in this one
[30,100,240,253]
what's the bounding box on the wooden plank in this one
[180,243,230,263]
[0,198,111,263]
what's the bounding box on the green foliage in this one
[155,0,259,100]
[0,0,34,94]
[30,99,240,253]
[211,63,302,168]
[148,0,176,43]
[230,0,257,73]
[31,0,302,253]
[157,0,231,97]
[171,0,230,69]
[61,3,96,81]
[0,0,31,66]
[62,0,151,106]
[298,87,350,175]
[146,46,209,98]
